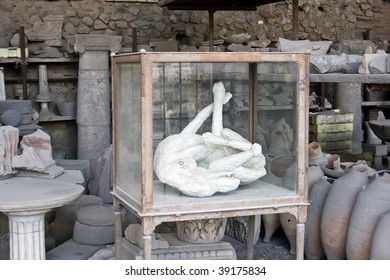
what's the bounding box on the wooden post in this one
[292,0,299,40]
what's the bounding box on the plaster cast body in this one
[153,82,266,197]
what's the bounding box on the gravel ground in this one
[223,228,295,260]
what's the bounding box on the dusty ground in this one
[223,228,295,260]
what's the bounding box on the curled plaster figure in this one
[153,81,266,197]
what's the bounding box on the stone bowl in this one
[368,119,390,142]
[57,102,76,117]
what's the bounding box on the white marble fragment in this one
[0,126,19,178]
[278,38,332,55]
[12,129,64,177]
[124,224,169,249]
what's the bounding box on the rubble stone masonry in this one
[0,0,389,55]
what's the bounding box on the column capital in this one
[66,34,122,54]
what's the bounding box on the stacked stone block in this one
[309,109,354,154]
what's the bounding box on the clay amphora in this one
[307,165,324,193]
[320,154,344,178]
[262,214,281,243]
[370,211,390,259]
[346,171,390,260]
[304,177,334,260]
[268,129,292,157]
[262,154,294,187]
[308,141,329,166]
[320,164,369,259]
[279,213,297,255]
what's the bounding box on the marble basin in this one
[368,119,390,142]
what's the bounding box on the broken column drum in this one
[110,52,310,260]
[66,35,122,166]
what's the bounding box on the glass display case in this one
[111,51,310,259]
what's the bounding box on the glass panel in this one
[256,62,298,193]
[152,61,296,206]
[115,63,142,201]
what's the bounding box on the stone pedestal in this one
[121,233,237,260]
[0,212,9,259]
[8,210,48,260]
[335,83,363,153]
[66,35,122,167]
[0,177,84,260]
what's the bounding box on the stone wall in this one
[0,0,389,159]
[0,0,389,55]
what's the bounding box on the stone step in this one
[362,143,388,156]
[121,233,237,260]
[46,238,105,260]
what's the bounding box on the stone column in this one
[335,83,363,154]
[66,35,122,166]
[8,210,48,260]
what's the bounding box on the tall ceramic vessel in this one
[305,177,333,260]
[262,214,280,243]
[346,171,390,259]
[279,213,297,255]
[320,164,369,259]
[370,211,390,260]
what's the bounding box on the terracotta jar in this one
[346,171,390,260]
[370,211,390,260]
[308,141,329,165]
[268,129,292,157]
[320,164,369,259]
[307,165,324,193]
[305,177,334,260]
[262,214,280,243]
[279,213,297,255]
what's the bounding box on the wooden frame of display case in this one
[111,51,310,260]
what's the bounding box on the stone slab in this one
[54,169,85,185]
[309,123,354,134]
[387,54,390,73]
[309,131,353,143]
[55,159,91,182]
[362,143,388,156]
[18,123,43,136]
[309,110,354,125]
[121,233,237,260]
[46,238,105,260]
[318,140,353,152]
[0,100,32,114]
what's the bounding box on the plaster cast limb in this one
[212,81,232,136]
[203,131,253,152]
[153,81,267,197]
[181,85,232,135]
